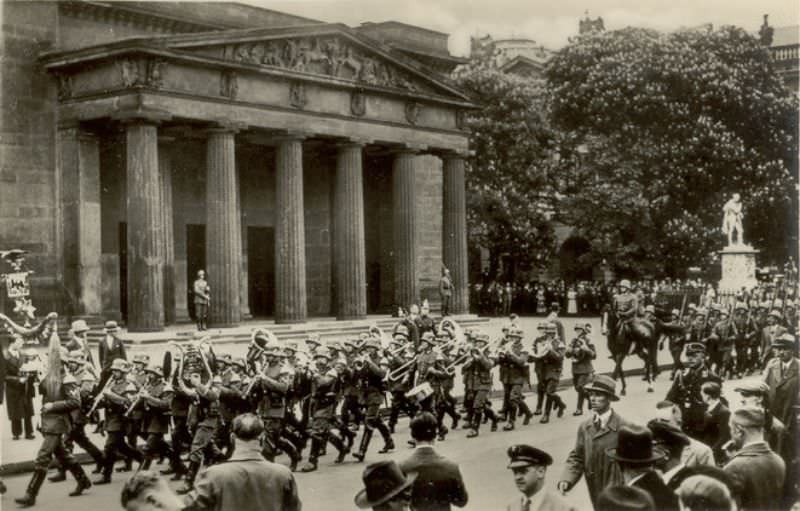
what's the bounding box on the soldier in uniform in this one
[249,344,300,471]
[162,358,191,480]
[14,347,92,507]
[216,355,241,459]
[416,302,436,338]
[352,338,394,461]
[121,354,150,472]
[709,308,735,379]
[531,322,548,415]
[49,352,105,482]
[386,331,416,434]
[665,343,721,440]
[730,302,757,378]
[613,279,640,355]
[663,309,687,380]
[177,372,222,493]
[94,359,143,485]
[464,334,495,438]
[192,269,210,331]
[565,324,596,416]
[496,328,515,421]
[531,323,567,424]
[300,348,351,471]
[498,331,533,430]
[139,364,173,471]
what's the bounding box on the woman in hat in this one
[15,331,92,507]
[354,461,415,511]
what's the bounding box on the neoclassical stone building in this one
[1,2,474,331]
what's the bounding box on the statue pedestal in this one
[718,245,759,293]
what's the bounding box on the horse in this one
[604,311,660,395]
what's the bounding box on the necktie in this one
[522,498,531,511]
[593,415,602,431]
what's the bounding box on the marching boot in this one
[278,438,301,472]
[300,436,322,472]
[93,460,114,485]
[376,421,395,454]
[540,396,552,424]
[176,461,200,495]
[485,408,499,432]
[351,427,373,462]
[466,411,482,438]
[451,412,460,430]
[48,467,67,482]
[140,458,153,471]
[555,395,567,418]
[15,468,46,508]
[519,401,533,425]
[533,391,544,415]
[329,433,350,464]
[117,457,133,473]
[67,462,92,497]
[91,460,103,474]
[437,424,449,442]
[341,426,356,450]
[503,407,517,431]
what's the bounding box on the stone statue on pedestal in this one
[722,193,744,246]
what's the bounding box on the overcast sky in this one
[255,0,798,56]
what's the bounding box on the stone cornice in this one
[59,1,218,34]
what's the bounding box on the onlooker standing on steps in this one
[439,268,453,317]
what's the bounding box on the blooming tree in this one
[546,26,798,276]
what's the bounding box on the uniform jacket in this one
[700,401,731,464]
[193,278,210,305]
[462,353,493,391]
[535,339,565,381]
[561,409,630,507]
[499,350,529,385]
[39,379,80,435]
[398,445,468,511]
[183,443,301,511]
[505,490,574,511]
[98,334,127,372]
[439,275,453,297]
[255,365,287,419]
[3,349,34,421]
[630,470,679,511]
[142,381,171,434]
[566,337,595,375]
[666,365,721,439]
[723,441,786,511]
[763,357,799,427]
[103,378,132,432]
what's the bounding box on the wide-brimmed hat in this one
[110,359,129,372]
[104,320,119,332]
[354,461,416,509]
[772,334,795,350]
[606,425,665,465]
[583,375,620,401]
[70,319,90,333]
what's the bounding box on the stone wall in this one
[0,3,60,313]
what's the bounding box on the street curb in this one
[0,361,670,477]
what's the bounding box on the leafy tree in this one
[546,25,799,277]
[453,55,560,278]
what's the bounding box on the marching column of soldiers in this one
[12,304,597,507]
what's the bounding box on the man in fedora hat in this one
[596,486,654,511]
[763,333,798,428]
[606,424,678,511]
[647,419,690,488]
[98,320,126,384]
[559,374,631,508]
[723,407,785,511]
[506,444,573,511]
[355,460,415,510]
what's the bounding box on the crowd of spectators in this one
[470,276,798,317]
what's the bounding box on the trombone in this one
[383,357,415,383]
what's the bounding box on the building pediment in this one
[41,23,472,105]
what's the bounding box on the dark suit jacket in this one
[631,470,679,511]
[763,357,799,427]
[724,441,786,511]
[97,335,126,372]
[398,445,468,511]
[701,401,731,464]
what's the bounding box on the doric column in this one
[205,126,242,327]
[275,135,307,323]
[393,149,418,308]
[334,141,367,319]
[442,153,469,314]
[158,139,176,325]
[57,123,102,316]
[124,121,165,332]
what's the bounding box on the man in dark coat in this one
[97,320,126,384]
[3,336,35,439]
[698,381,731,464]
[558,375,630,508]
[666,342,721,440]
[606,424,679,511]
[398,412,468,511]
[723,407,785,511]
[763,334,799,427]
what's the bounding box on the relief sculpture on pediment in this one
[219,36,426,93]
